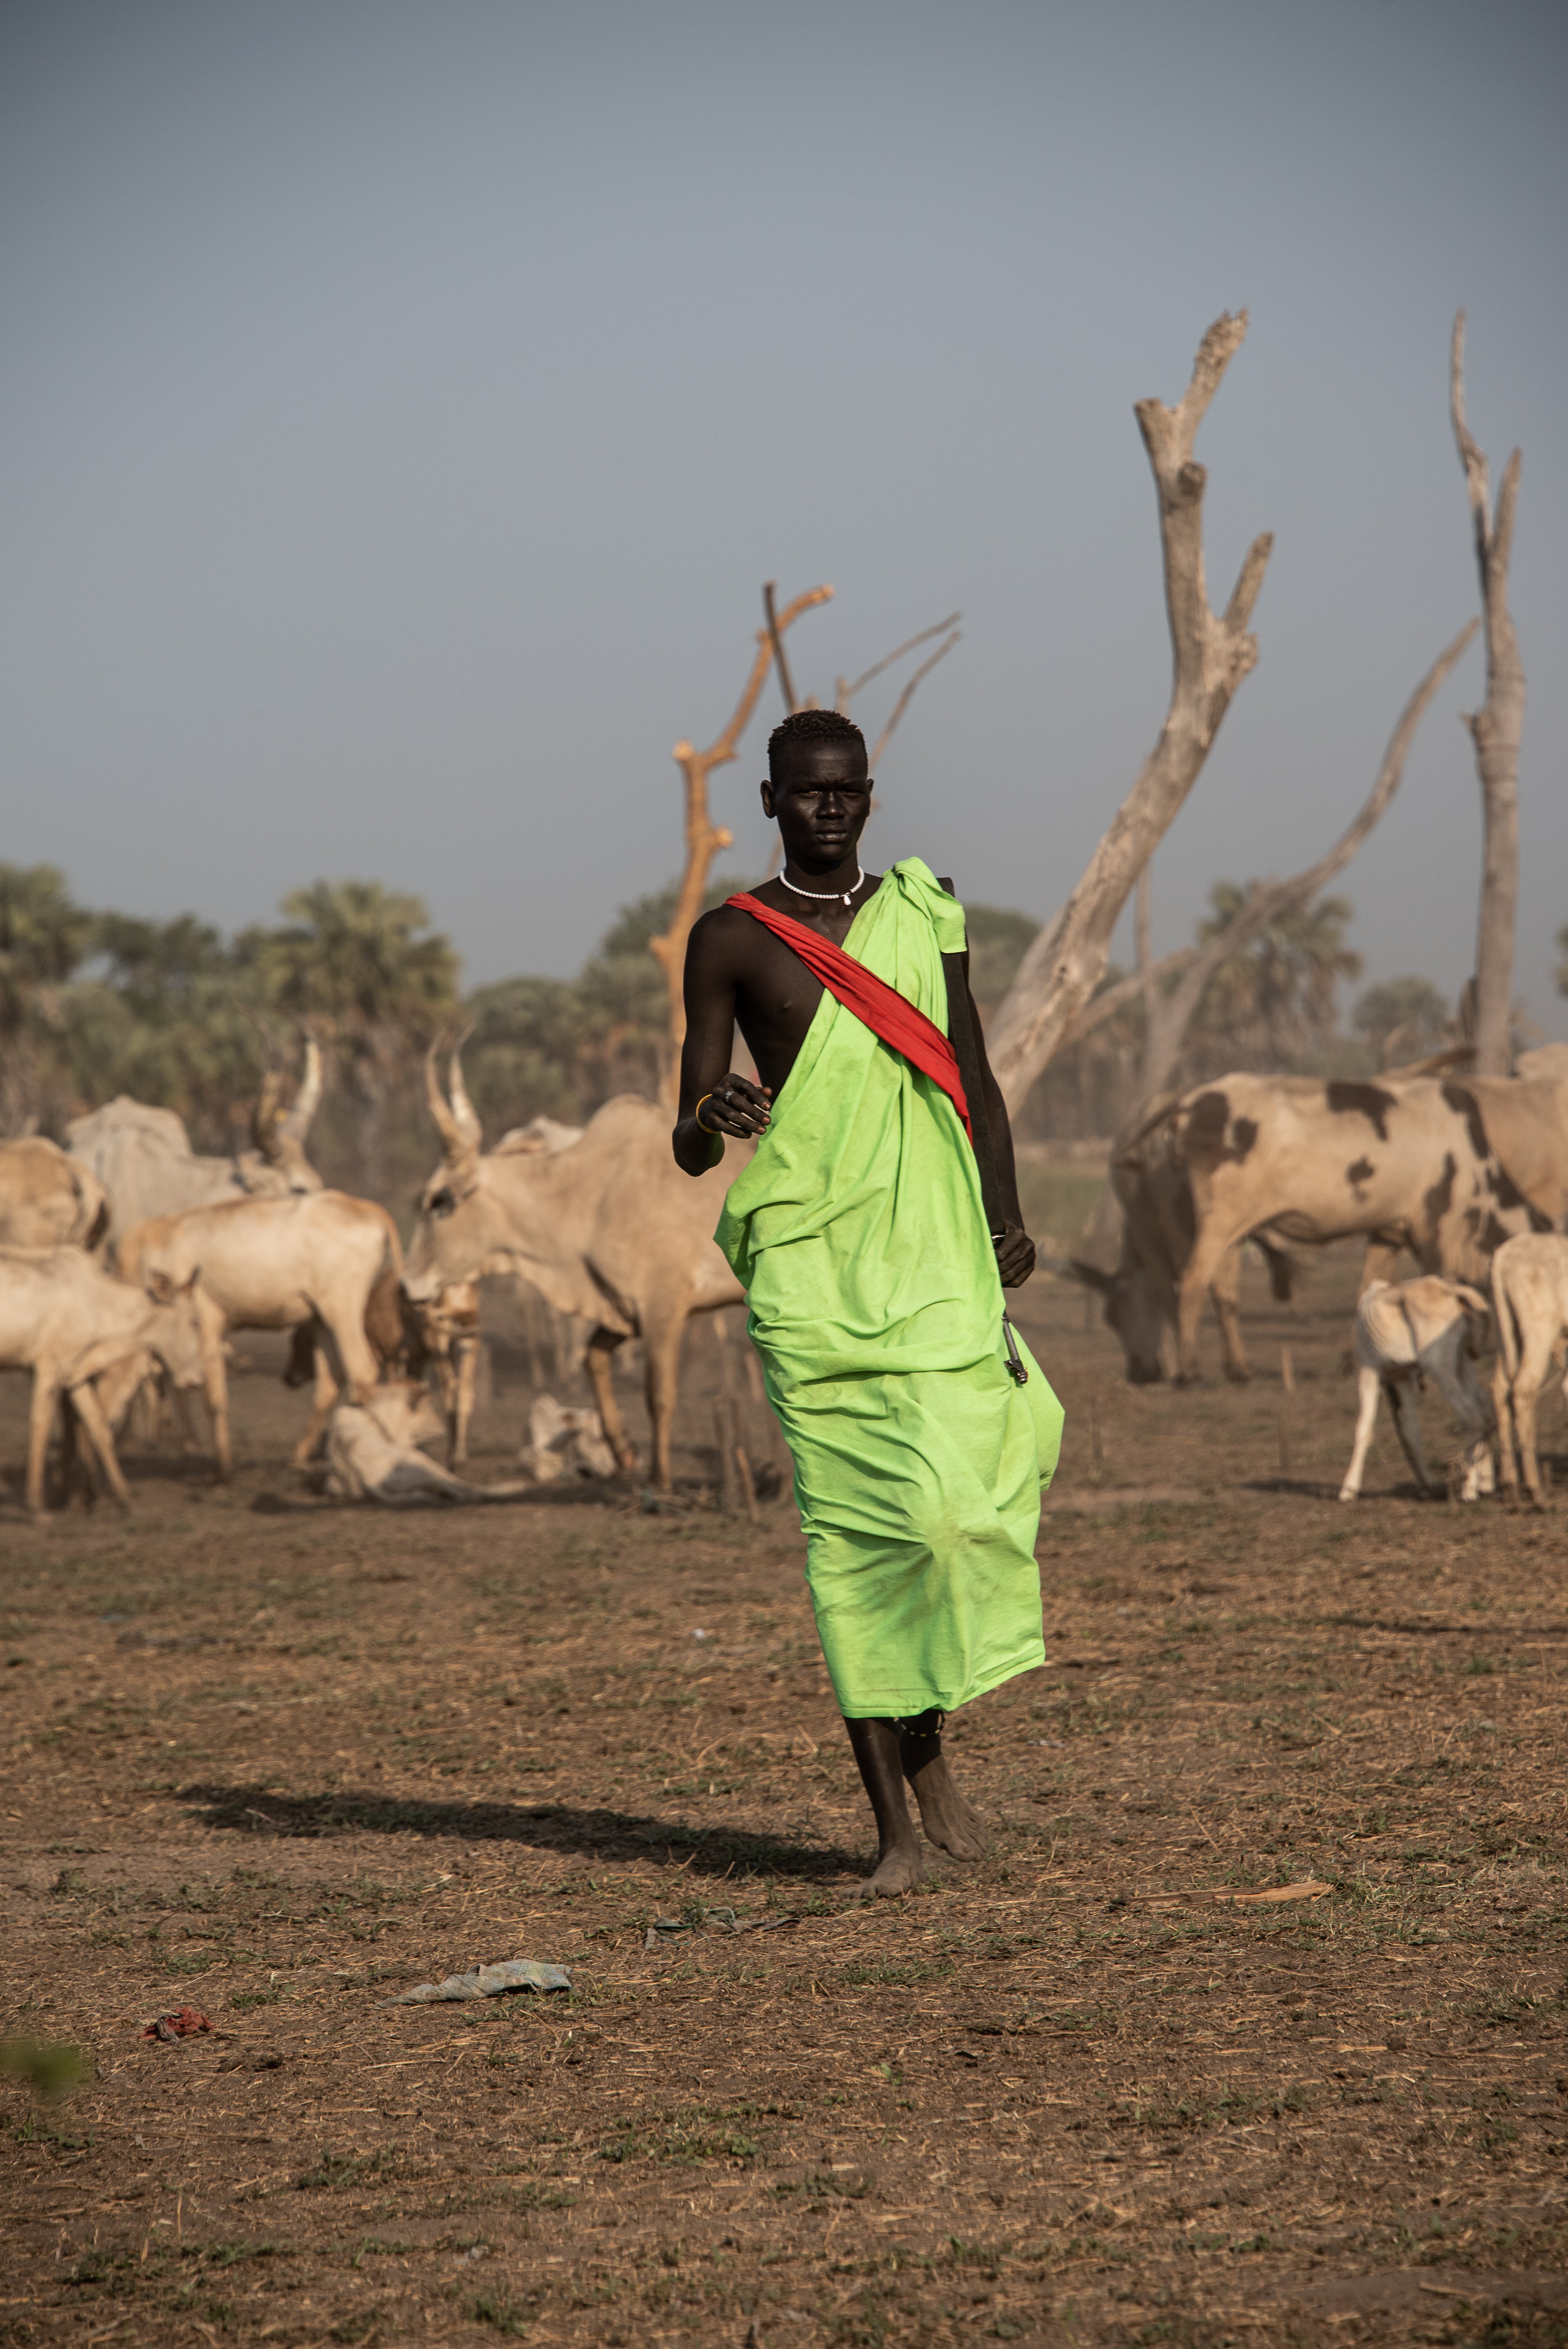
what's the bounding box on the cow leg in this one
[69,1381,134,1513]
[1492,1353,1521,1500]
[26,1374,64,1520]
[291,1346,340,1472]
[1386,1373,1435,1496]
[204,1338,233,1482]
[1338,1366,1383,1501]
[453,1338,477,1467]
[1512,1328,1556,1508]
[431,1347,460,1464]
[641,1301,691,1495]
[1175,1226,1244,1383]
[1360,1237,1405,1292]
[585,1328,636,1474]
[1209,1246,1251,1384]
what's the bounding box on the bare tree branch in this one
[763,580,800,716]
[836,613,962,710]
[867,629,961,768]
[649,584,833,1100]
[987,313,1273,1115]
[1451,311,1526,1076]
[1134,619,1478,1104]
[1057,947,1194,1053]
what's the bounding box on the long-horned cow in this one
[406,1046,744,1490]
[116,1189,404,1477]
[1094,1066,1563,1384]
[0,1247,219,1518]
[0,1139,110,1251]
[66,1041,324,1245]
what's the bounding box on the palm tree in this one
[0,864,95,1130]
[1192,884,1362,1073]
[242,881,458,1194]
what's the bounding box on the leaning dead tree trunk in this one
[1132,620,1478,1107]
[649,584,833,1100]
[988,313,1273,1117]
[1451,312,1525,1078]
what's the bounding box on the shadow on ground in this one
[177,1780,862,1880]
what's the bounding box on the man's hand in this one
[693,1073,772,1139]
[994,1223,1036,1290]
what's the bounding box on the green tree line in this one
[0,861,1470,1196]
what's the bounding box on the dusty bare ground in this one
[4,1245,1568,2349]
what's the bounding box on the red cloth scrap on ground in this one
[725,893,971,1139]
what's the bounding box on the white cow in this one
[0,1139,110,1252]
[66,1043,324,1244]
[406,1044,744,1489]
[520,1393,618,1483]
[323,1384,531,1506]
[1338,1275,1495,1503]
[117,1191,404,1477]
[0,1248,219,1518]
[1490,1232,1568,1507]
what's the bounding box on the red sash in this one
[726,892,971,1139]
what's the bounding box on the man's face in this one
[761,740,872,869]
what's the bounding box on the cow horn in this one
[424,1038,472,1167]
[279,1035,323,1144]
[447,1028,482,1153]
[251,1068,284,1160]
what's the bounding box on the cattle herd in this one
[4,1035,1568,1518]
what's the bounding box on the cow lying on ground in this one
[0,1248,217,1518]
[520,1393,618,1482]
[1100,1060,1563,1383]
[322,1384,532,1506]
[1490,1233,1568,1507]
[1338,1275,1494,1503]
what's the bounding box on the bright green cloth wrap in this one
[715,859,1063,1718]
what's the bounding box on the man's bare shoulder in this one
[685,901,765,970]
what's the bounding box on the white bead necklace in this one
[779,863,865,910]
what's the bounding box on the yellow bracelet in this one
[693,1091,718,1133]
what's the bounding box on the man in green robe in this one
[674,709,1062,1895]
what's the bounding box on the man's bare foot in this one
[855,1837,925,1899]
[902,1746,988,1861]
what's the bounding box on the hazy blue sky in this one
[3,0,1564,1034]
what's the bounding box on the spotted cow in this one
[1093,1067,1564,1384]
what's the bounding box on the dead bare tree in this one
[987,313,1272,1117]
[649,584,833,1100]
[1451,312,1525,1076]
[1129,620,1478,1107]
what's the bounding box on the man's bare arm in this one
[672,913,772,1177]
[959,949,1034,1290]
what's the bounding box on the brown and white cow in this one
[1094,1067,1562,1383]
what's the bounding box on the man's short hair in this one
[768,708,866,776]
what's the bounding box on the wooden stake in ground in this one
[987,313,1273,1116]
[713,1395,741,1514]
[649,584,833,1102]
[1278,1344,1294,1478]
[1450,312,1526,1078]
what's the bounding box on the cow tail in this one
[1493,1254,1521,1384]
[364,1214,408,1371]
